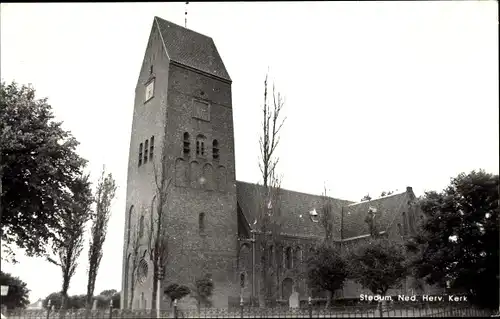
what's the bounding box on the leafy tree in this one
[46,174,94,312]
[92,295,108,309]
[407,170,499,309]
[42,291,118,311]
[68,295,87,309]
[43,292,62,310]
[91,292,119,309]
[193,274,214,309]
[110,292,120,309]
[164,284,190,305]
[348,238,407,296]
[0,271,30,309]
[0,81,87,261]
[98,289,117,298]
[86,169,116,311]
[94,289,119,309]
[307,244,347,308]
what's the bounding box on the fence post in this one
[308,296,312,319]
[240,296,244,318]
[46,300,52,319]
[173,299,178,319]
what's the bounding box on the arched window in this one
[126,206,135,250]
[196,135,206,157]
[295,247,302,265]
[199,212,205,234]
[212,140,219,160]
[138,259,148,284]
[268,245,274,266]
[402,212,408,236]
[239,243,251,271]
[144,139,149,163]
[139,215,145,238]
[240,273,245,288]
[285,247,293,269]
[309,247,315,260]
[183,132,190,156]
[138,143,143,167]
[149,136,154,160]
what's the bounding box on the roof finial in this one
[185,2,189,28]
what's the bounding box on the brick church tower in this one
[121,17,238,309]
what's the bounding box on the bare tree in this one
[253,171,284,306]
[254,70,287,306]
[259,72,286,188]
[46,174,93,318]
[318,186,338,307]
[147,156,172,316]
[320,186,335,244]
[85,168,116,314]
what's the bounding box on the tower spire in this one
[185,2,189,28]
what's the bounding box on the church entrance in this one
[282,278,294,301]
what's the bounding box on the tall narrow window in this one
[138,143,143,166]
[402,212,408,236]
[285,247,293,269]
[296,247,303,264]
[240,273,245,288]
[150,136,154,160]
[150,65,153,74]
[212,140,219,160]
[199,212,205,234]
[144,139,149,164]
[268,245,274,265]
[196,135,206,157]
[139,215,144,238]
[183,132,190,156]
[145,79,155,102]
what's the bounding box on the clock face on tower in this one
[145,79,155,102]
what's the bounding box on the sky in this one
[0,1,498,303]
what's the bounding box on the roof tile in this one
[236,181,352,239]
[342,191,411,239]
[155,17,231,82]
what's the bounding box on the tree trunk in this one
[151,273,158,317]
[85,269,96,319]
[325,290,332,309]
[60,290,68,319]
[129,279,135,310]
[377,295,387,318]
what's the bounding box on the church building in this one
[121,16,427,310]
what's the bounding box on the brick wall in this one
[122,19,239,309]
[121,20,170,310]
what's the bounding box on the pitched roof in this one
[154,17,231,82]
[236,181,353,239]
[341,189,414,239]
